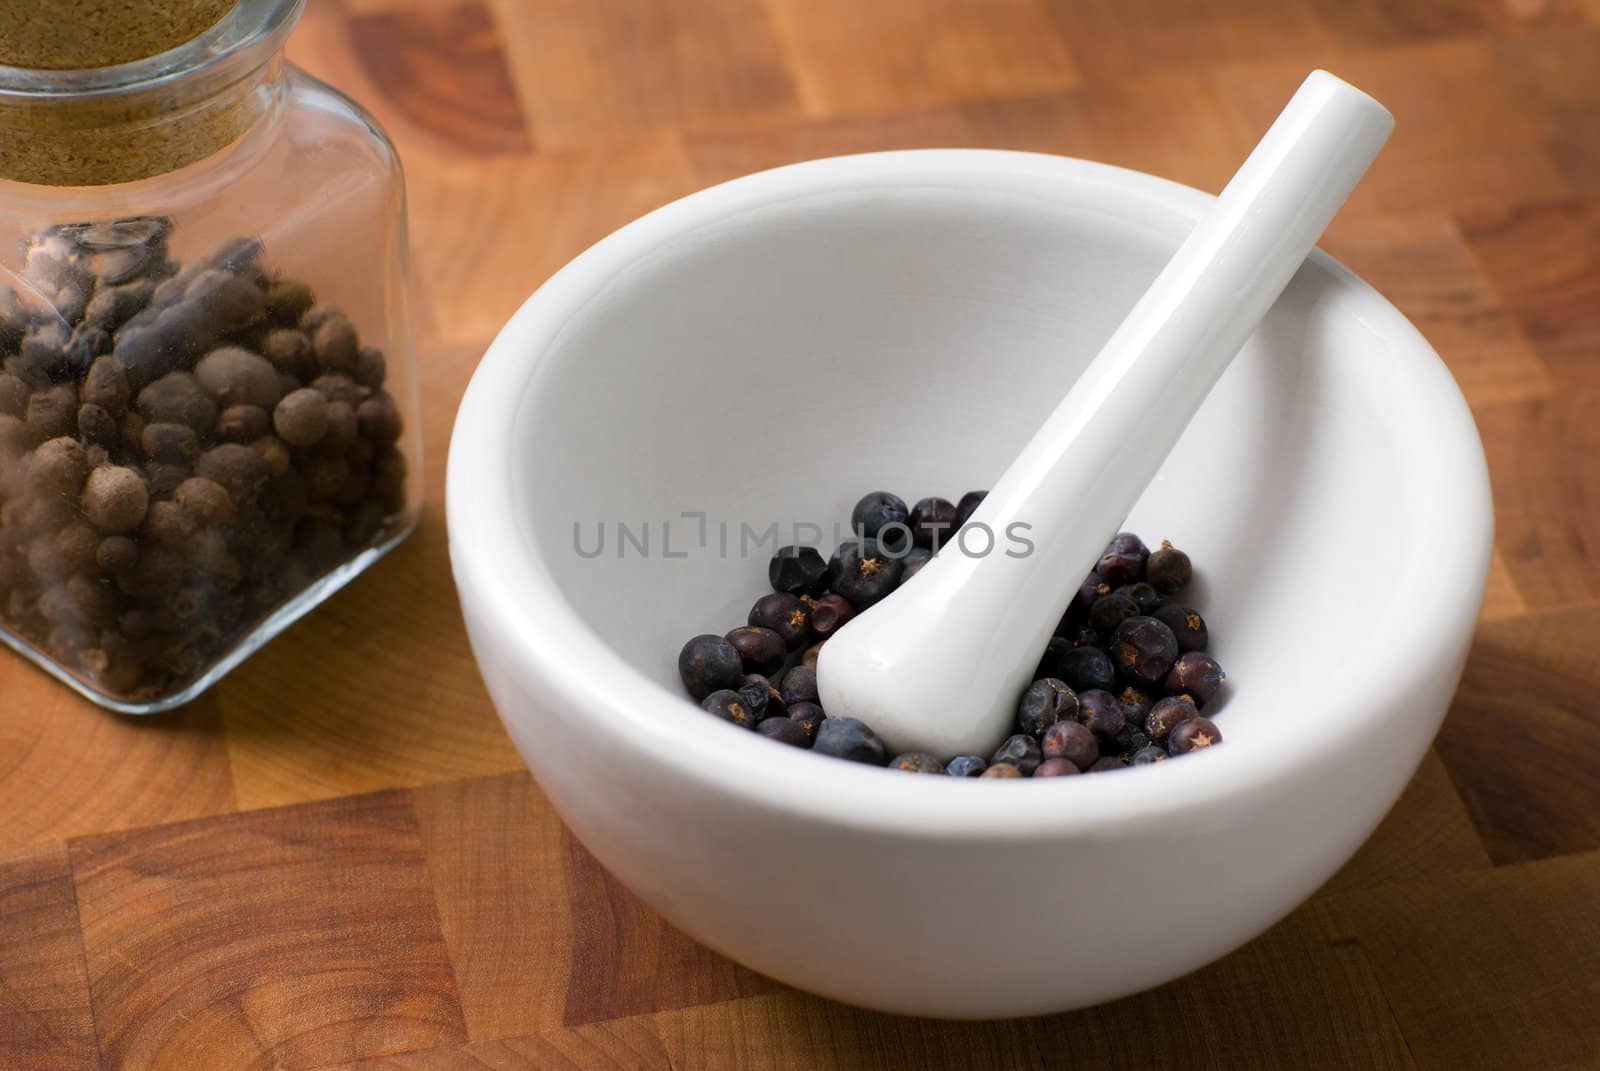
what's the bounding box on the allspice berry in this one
[141,421,200,463]
[54,523,100,576]
[356,391,402,445]
[195,346,282,410]
[323,400,358,451]
[261,328,312,374]
[137,372,217,434]
[144,500,197,548]
[300,302,344,334]
[146,462,191,501]
[25,384,78,443]
[0,415,28,459]
[184,269,264,333]
[312,316,360,373]
[28,437,88,496]
[96,535,139,575]
[0,372,28,418]
[195,443,269,503]
[81,356,131,415]
[174,476,234,527]
[354,345,386,388]
[252,435,291,476]
[81,466,150,533]
[217,404,270,443]
[273,388,328,447]
[77,402,119,448]
[310,372,366,406]
[266,279,315,325]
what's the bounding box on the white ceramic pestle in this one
[817,70,1394,758]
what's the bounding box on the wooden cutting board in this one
[4,1,1599,1067]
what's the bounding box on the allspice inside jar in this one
[0,0,419,711]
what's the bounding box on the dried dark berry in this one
[1036,636,1072,681]
[1078,689,1123,738]
[981,763,1022,779]
[801,643,823,669]
[954,489,987,527]
[678,634,744,699]
[1114,724,1153,757]
[1072,571,1113,619]
[1146,540,1192,593]
[832,541,902,608]
[946,755,987,777]
[1088,590,1139,633]
[1034,757,1082,778]
[1166,652,1225,709]
[1116,686,1153,731]
[1146,696,1199,743]
[899,545,933,584]
[1130,745,1168,766]
[809,592,856,639]
[1051,644,1116,694]
[909,497,959,549]
[851,491,910,552]
[748,592,812,650]
[889,752,945,774]
[1168,716,1222,754]
[726,625,786,676]
[757,716,811,747]
[779,664,820,708]
[991,733,1042,776]
[786,701,825,741]
[1152,604,1208,653]
[1017,677,1078,737]
[813,717,887,764]
[1095,532,1148,585]
[822,542,854,591]
[769,545,828,596]
[1109,615,1179,687]
[1117,582,1162,614]
[741,673,784,717]
[1042,719,1098,770]
[1087,757,1125,773]
[702,689,758,729]
[1077,690,1125,744]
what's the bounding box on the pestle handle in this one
[818,71,1394,758]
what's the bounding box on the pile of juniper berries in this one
[677,491,1226,778]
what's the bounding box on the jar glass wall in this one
[0,0,420,712]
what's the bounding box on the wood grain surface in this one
[4,1,1600,1067]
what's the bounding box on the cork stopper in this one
[0,0,234,70]
[0,0,294,187]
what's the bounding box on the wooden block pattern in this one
[1213,40,1571,219]
[765,0,1079,117]
[1435,605,1600,864]
[1318,212,1554,407]
[1320,852,1600,1070]
[1472,394,1600,610]
[0,844,97,1071]
[0,682,234,855]
[411,772,775,1040]
[1457,196,1600,376]
[404,140,701,345]
[344,2,531,153]
[1,0,1599,1065]
[488,0,802,151]
[70,792,466,1069]
[1317,750,1491,896]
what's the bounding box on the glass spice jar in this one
[0,0,420,712]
